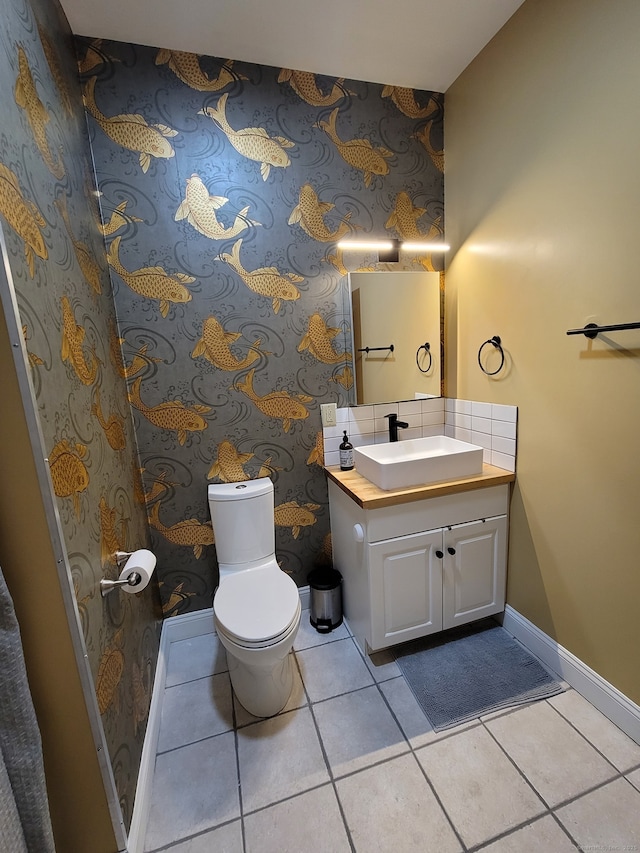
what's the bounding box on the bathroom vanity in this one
[326,464,515,654]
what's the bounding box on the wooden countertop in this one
[325,463,515,509]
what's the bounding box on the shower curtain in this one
[0,566,55,853]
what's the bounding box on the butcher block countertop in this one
[325,463,515,510]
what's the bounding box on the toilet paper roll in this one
[119,549,156,593]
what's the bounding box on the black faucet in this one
[385,413,409,442]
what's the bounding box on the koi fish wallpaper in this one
[80,37,445,615]
[0,0,161,831]
[0,0,444,831]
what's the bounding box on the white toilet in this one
[207,478,301,717]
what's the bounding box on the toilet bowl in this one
[208,479,301,717]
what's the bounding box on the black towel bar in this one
[566,321,640,338]
[358,345,394,354]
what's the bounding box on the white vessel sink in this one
[353,435,484,490]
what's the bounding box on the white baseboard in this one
[127,584,311,850]
[126,623,171,853]
[502,605,640,745]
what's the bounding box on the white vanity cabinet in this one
[327,477,510,653]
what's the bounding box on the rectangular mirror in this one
[344,270,442,405]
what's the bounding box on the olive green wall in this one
[445,0,640,703]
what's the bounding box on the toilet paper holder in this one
[100,571,142,597]
[100,550,151,597]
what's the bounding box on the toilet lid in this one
[214,567,300,644]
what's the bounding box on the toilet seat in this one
[214,566,300,647]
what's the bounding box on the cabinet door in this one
[442,516,507,630]
[368,530,443,650]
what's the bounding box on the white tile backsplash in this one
[471,401,492,418]
[472,416,492,434]
[328,400,517,473]
[492,403,517,422]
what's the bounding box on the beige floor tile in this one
[336,753,461,853]
[486,702,617,806]
[548,690,640,772]
[296,638,373,702]
[556,777,640,849]
[313,685,408,777]
[362,647,402,682]
[165,820,243,853]
[480,815,576,852]
[416,724,545,848]
[144,732,239,851]
[244,784,350,853]
[158,672,233,752]
[378,677,438,749]
[166,633,228,687]
[627,767,640,792]
[237,706,329,812]
[294,610,350,650]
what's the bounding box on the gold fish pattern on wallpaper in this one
[316,108,394,188]
[298,313,351,364]
[132,660,150,735]
[416,120,444,173]
[96,629,124,714]
[274,500,320,539]
[155,50,246,91]
[160,581,195,616]
[92,388,126,451]
[381,86,438,119]
[207,439,253,482]
[14,45,65,180]
[143,470,175,506]
[99,495,125,564]
[277,69,348,106]
[108,318,160,379]
[234,368,311,433]
[107,236,194,317]
[77,39,116,74]
[48,438,89,517]
[306,431,324,467]
[60,295,99,385]
[36,20,73,116]
[148,502,214,558]
[192,315,264,371]
[22,324,44,368]
[55,196,102,294]
[331,364,354,390]
[199,93,295,181]
[288,184,352,243]
[129,377,210,445]
[175,174,259,240]
[0,162,48,276]
[83,76,178,173]
[385,191,430,241]
[217,239,302,314]
[99,200,143,237]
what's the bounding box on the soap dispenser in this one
[339,431,354,471]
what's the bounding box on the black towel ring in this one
[478,336,505,375]
[416,342,432,373]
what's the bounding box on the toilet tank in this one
[207,478,275,566]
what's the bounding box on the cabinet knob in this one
[447,547,456,555]
[435,550,444,559]
[353,524,364,543]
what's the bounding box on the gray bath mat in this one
[394,621,564,731]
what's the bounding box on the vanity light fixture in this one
[337,238,450,261]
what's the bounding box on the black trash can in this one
[308,567,343,633]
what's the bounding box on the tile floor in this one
[144,614,640,852]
